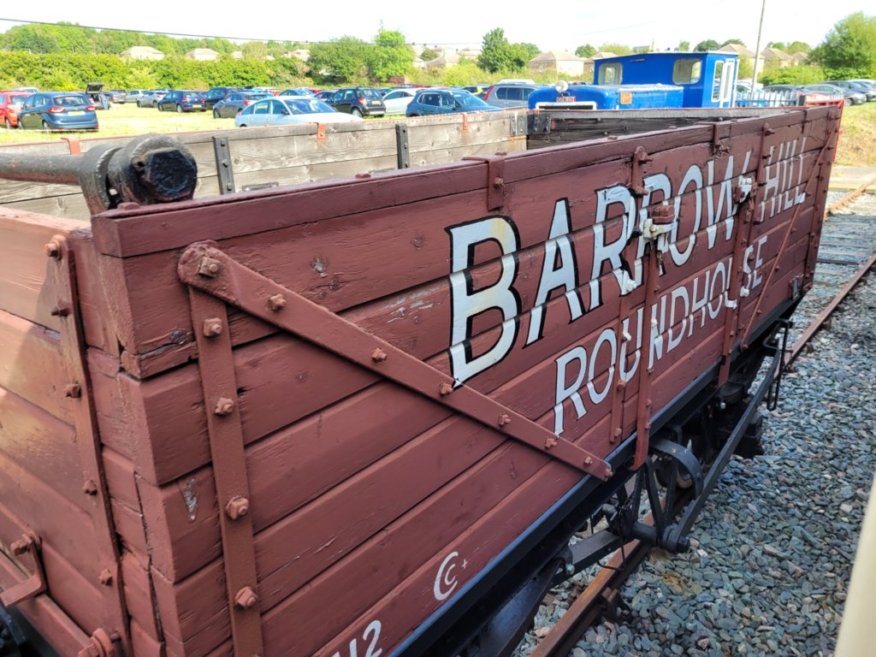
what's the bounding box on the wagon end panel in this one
[86,106,840,657]
[0,209,131,656]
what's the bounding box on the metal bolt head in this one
[136,147,199,204]
[498,414,511,427]
[50,305,70,317]
[64,383,82,398]
[83,479,99,496]
[544,436,558,449]
[44,241,62,259]
[198,256,222,278]
[99,569,113,586]
[225,496,250,520]
[214,397,235,416]
[202,318,223,338]
[438,382,454,396]
[10,538,30,556]
[234,586,258,609]
[584,456,594,466]
[371,348,388,363]
[267,294,287,312]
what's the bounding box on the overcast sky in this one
[0,1,869,52]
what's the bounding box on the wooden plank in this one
[0,209,81,328]
[0,308,72,422]
[122,551,162,641]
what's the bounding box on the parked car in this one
[85,82,111,110]
[802,83,864,105]
[279,88,315,97]
[108,90,127,103]
[826,80,876,102]
[137,90,169,108]
[126,90,149,105]
[13,87,38,94]
[846,79,876,101]
[405,88,503,117]
[157,90,207,112]
[483,82,547,108]
[212,92,270,118]
[17,92,98,132]
[0,91,30,128]
[382,88,417,115]
[235,96,362,128]
[314,89,337,101]
[204,86,241,110]
[462,84,490,98]
[327,87,386,117]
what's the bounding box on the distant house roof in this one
[790,52,809,65]
[591,51,617,59]
[120,46,164,61]
[291,49,310,62]
[761,47,792,61]
[719,43,755,58]
[186,48,221,61]
[424,50,461,68]
[529,50,583,64]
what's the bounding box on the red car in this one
[0,91,30,128]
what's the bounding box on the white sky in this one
[0,1,870,53]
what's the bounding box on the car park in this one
[16,91,97,131]
[108,89,127,103]
[235,96,362,128]
[0,91,30,128]
[204,86,241,110]
[482,82,547,108]
[279,87,315,97]
[327,87,386,117]
[314,89,336,101]
[85,82,111,110]
[802,83,864,105]
[157,90,207,112]
[126,90,148,105]
[137,90,169,108]
[405,88,503,116]
[382,88,417,115]
[212,92,270,118]
[827,80,876,102]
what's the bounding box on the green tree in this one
[598,43,633,55]
[786,41,811,55]
[575,44,596,58]
[677,40,691,51]
[721,38,746,47]
[810,12,876,77]
[478,28,513,73]
[368,29,414,81]
[694,39,721,52]
[308,36,371,83]
[420,48,439,62]
[242,42,269,60]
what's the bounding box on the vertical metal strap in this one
[632,242,661,470]
[395,123,410,169]
[189,290,263,657]
[213,135,236,195]
[46,236,130,656]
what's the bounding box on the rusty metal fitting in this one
[492,176,504,188]
[213,397,235,416]
[64,383,82,398]
[371,348,388,363]
[197,256,222,278]
[82,479,99,496]
[544,436,558,449]
[267,294,287,312]
[234,586,258,609]
[10,538,30,556]
[50,305,70,317]
[225,496,250,520]
[604,466,614,478]
[45,240,62,259]
[438,382,454,396]
[498,414,511,427]
[202,318,223,338]
[99,569,113,586]
[584,456,594,466]
[76,629,118,657]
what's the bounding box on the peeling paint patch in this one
[182,477,198,521]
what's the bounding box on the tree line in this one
[0,13,872,90]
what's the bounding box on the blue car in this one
[405,88,502,117]
[17,92,98,132]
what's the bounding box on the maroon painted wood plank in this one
[122,551,162,641]
[0,309,72,423]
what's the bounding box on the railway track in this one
[526,180,876,657]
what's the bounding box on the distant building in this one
[528,50,585,77]
[120,46,164,61]
[719,43,755,58]
[790,52,809,66]
[423,47,481,69]
[291,49,311,62]
[185,48,221,62]
[761,47,792,69]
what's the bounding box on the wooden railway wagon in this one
[0,106,840,657]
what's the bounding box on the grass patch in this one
[836,102,876,167]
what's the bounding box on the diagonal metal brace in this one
[178,243,612,481]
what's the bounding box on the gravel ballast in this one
[518,193,876,657]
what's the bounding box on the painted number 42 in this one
[332,620,382,657]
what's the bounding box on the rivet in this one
[202,318,223,337]
[544,436,558,449]
[64,383,82,398]
[267,294,287,311]
[44,241,62,259]
[83,479,99,495]
[584,456,594,466]
[99,569,113,586]
[234,586,258,609]
[197,256,222,278]
[214,397,235,416]
[225,496,250,520]
[498,414,511,427]
[492,176,504,188]
[438,382,454,396]
[371,348,388,363]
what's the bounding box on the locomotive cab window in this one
[598,64,623,85]
[672,58,702,85]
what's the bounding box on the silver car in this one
[483,83,547,108]
[235,96,363,128]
